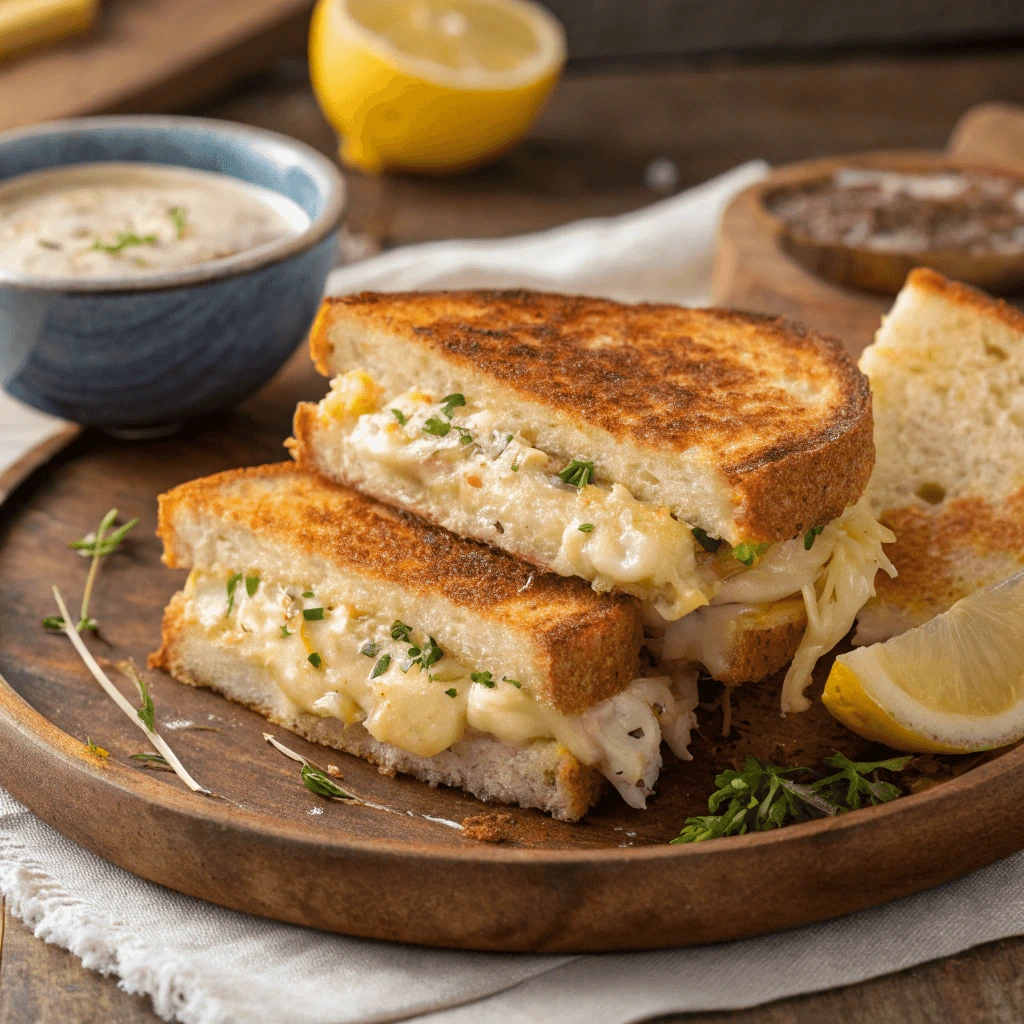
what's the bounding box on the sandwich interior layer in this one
[164,566,700,809]
[293,372,896,708]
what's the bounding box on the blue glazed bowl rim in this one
[0,114,346,294]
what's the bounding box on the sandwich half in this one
[290,290,894,711]
[855,268,1024,644]
[150,464,700,821]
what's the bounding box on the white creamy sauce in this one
[0,162,308,279]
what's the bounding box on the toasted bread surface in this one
[157,463,642,713]
[856,269,1024,642]
[152,592,605,822]
[310,291,874,542]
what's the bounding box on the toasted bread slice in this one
[152,464,702,817]
[154,593,605,822]
[856,269,1024,644]
[300,290,873,546]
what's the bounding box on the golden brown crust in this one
[872,487,1024,620]
[713,597,808,686]
[156,463,643,712]
[309,291,874,542]
[906,267,1024,333]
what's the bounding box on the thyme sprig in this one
[671,752,912,844]
[263,733,357,802]
[43,508,138,633]
[49,588,210,795]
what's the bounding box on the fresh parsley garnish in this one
[308,652,322,669]
[692,526,722,553]
[303,607,325,621]
[391,408,408,426]
[671,753,912,844]
[445,688,458,698]
[440,393,466,418]
[360,641,380,658]
[408,636,444,672]
[804,524,825,550]
[226,572,243,613]
[422,416,450,437]
[281,625,293,637]
[471,670,495,688]
[391,621,413,642]
[371,654,391,678]
[558,459,594,488]
[502,676,522,688]
[578,523,594,533]
[92,232,157,254]
[169,206,188,239]
[732,541,769,567]
[245,574,260,597]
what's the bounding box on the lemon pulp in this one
[823,570,1024,753]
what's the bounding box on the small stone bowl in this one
[0,115,346,435]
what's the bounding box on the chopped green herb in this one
[505,434,513,444]
[440,393,466,418]
[92,232,157,254]
[301,762,354,800]
[226,572,243,613]
[130,752,172,771]
[409,636,444,672]
[578,523,595,533]
[302,591,315,599]
[245,575,260,597]
[558,458,595,488]
[391,621,413,642]
[445,688,458,698]
[308,652,322,669]
[471,670,495,688]
[280,625,293,637]
[454,425,474,445]
[422,416,451,437]
[692,526,722,553]
[502,677,522,688]
[511,463,519,472]
[169,205,188,239]
[360,641,380,658]
[134,674,155,732]
[391,408,408,426]
[303,607,325,621]
[670,753,912,844]
[371,653,391,678]
[42,616,66,630]
[732,541,769,567]
[804,524,825,550]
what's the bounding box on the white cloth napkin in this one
[4,159,1023,1024]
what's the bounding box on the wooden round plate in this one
[1,351,1023,953]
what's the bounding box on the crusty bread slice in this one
[153,593,605,822]
[856,268,1024,643]
[303,290,874,545]
[157,463,642,714]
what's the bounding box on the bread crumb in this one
[461,812,517,843]
[327,764,342,777]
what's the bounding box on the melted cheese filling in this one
[181,570,700,808]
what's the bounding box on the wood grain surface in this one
[4,44,1024,1024]
[0,0,313,132]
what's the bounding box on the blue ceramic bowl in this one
[0,115,346,434]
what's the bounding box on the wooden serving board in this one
[2,344,1024,953]
[712,104,1024,353]
[0,0,313,132]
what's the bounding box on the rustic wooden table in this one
[5,42,1024,1024]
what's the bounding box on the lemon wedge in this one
[823,569,1024,753]
[309,0,566,173]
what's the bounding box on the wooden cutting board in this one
[0,0,313,132]
[711,103,1024,354]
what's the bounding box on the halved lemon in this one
[823,570,1024,753]
[309,0,566,173]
